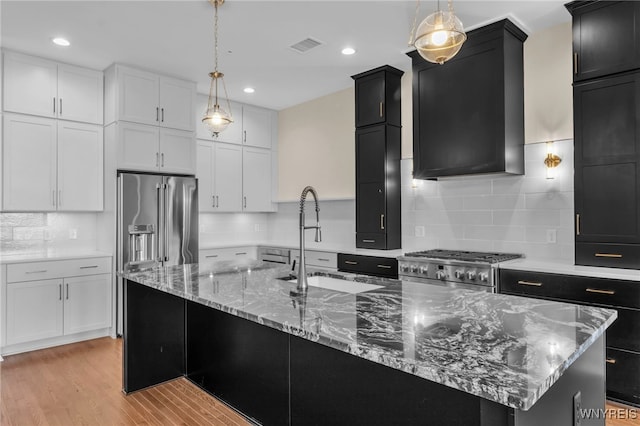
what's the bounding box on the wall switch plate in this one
[69,229,78,239]
[415,226,425,237]
[546,229,557,244]
[573,391,582,426]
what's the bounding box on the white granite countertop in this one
[120,261,617,411]
[501,259,640,282]
[0,250,113,265]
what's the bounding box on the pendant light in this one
[409,0,467,65]
[203,0,233,136]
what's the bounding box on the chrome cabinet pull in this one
[377,264,392,269]
[216,195,219,208]
[79,265,98,269]
[586,288,615,295]
[205,255,218,258]
[362,239,375,243]
[380,214,385,230]
[60,98,63,115]
[156,107,159,121]
[317,258,330,262]
[53,97,56,114]
[606,358,616,364]
[345,260,358,265]
[212,195,215,207]
[66,283,69,300]
[161,153,164,167]
[243,130,247,143]
[573,52,578,75]
[235,252,247,256]
[576,214,580,236]
[243,196,247,208]
[156,152,159,167]
[517,280,543,287]
[59,284,62,301]
[161,108,164,122]
[595,253,622,258]
[26,270,47,274]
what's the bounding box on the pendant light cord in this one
[214,0,219,106]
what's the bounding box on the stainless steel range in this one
[397,249,523,292]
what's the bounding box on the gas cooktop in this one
[403,249,523,264]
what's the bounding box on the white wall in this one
[199,212,269,248]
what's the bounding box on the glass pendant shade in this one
[414,9,466,65]
[203,104,232,135]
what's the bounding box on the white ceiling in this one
[1,1,570,111]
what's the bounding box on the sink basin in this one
[287,275,383,294]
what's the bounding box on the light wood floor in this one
[0,337,638,426]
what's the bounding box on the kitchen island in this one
[121,261,616,425]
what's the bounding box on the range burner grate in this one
[404,249,522,264]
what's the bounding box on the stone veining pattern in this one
[120,260,617,411]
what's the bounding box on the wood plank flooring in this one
[0,337,638,425]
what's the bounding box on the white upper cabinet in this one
[242,104,274,149]
[195,93,243,144]
[3,51,103,124]
[107,64,195,131]
[243,147,272,212]
[2,113,104,212]
[196,141,216,212]
[160,127,196,174]
[2,114,57,211]
[196,140,242,212]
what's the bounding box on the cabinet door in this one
[356,126,386,234]
[2,114,57,211]
[195,93,244,145]
[159,76,195,131]
[572,1,640,82]
[159,128,195,174]
[63,274,111,335]
[3,52,57,118]
[57,64,103,125]
[117,66,159,126]
[196,141,216,212]
[574,73,640,244]
[117,121,160,172]
[215,143,243,211]
[57,121,104,211]
[6,279,64,345]
[355,73,385,127]
[242,105,272,149]
[242,147,271,211]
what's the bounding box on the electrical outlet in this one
[546,229,557,244]
[69,229,78,239]
[415,226,425,237]
[573,391,582,426]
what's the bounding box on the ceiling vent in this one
[289,37,323,54]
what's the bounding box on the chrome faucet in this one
[298,186,321,292]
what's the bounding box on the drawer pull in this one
[362,239,375,243]
[26,270,47,274]
[586,288,615,295]
[377,264,392,269]
[79,265,99,269]
[235,252,247,256]
[594,253,622,258]
[344,260,358,265]
[606,358,616,364]
[205,255,218,258]
[317,258,330,262]
[517,280,542,287]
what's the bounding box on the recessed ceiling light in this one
[243,87,255,94]
[52,37,70,47]
[341,47,356,55]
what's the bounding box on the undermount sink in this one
[286,275,383,295]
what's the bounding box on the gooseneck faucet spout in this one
[298,186,321,292]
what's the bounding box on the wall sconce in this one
[544,141,562,179]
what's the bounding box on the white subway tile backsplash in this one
[525,191,573,210]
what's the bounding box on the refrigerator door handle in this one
[164,183,169,262]
[156,183,162,262]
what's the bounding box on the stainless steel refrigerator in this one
[116,172,198,334]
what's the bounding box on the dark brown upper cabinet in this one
[566,1,640,82]
[353,66,402,128]
[407,19,527,180]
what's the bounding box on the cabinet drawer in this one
[200,246,257,262]
[607,307,640,353]
[499,269,640,309]
[7,257,111,283]
[338,254,398,279]
[576,243,640,269]
[290,250,337,269]
[606,347,640,406]
[356,233,386,250]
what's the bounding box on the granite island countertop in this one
[120,260,617,411]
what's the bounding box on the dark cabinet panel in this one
[567,1,640,82]
[606,347,640,407]
[408,19,526,179]
[356,125,386,182]
[356,182,385,234]
[352,65,402,128]
[337,253,398,278]
[574,72,640,267]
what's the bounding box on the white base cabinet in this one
[2,257,112,355]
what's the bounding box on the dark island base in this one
[123,280,606,426]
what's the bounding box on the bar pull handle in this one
[161,108,164,122]
[60,98,63,115]
[517,280,543,287]
[243,130,247,143]
[205,255,218,258]
[156,152,159,167]
[344,260,358,265]
[244,196,247,209]
[161,153,164,167]
[212,195,215,207]
[66,283,69,300]
[317,258,330,262]
[595,253,622,258]
[235,252,247,256]
[606,358,616,364]
[216,195,219,208]
[379,101,383,118]
[79,265,99,269]
[53,97,56,114]
[26,270,47,274]
[164,184,169,262]
[576,214,580,236]
[362,239,375,243]
[156,183,162,262]
[377,264,392,269]
[573,52,578,75]
[156,107,159,121]
[59,284,62,301]
[380,214,385,230]
[586,288,615,295]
